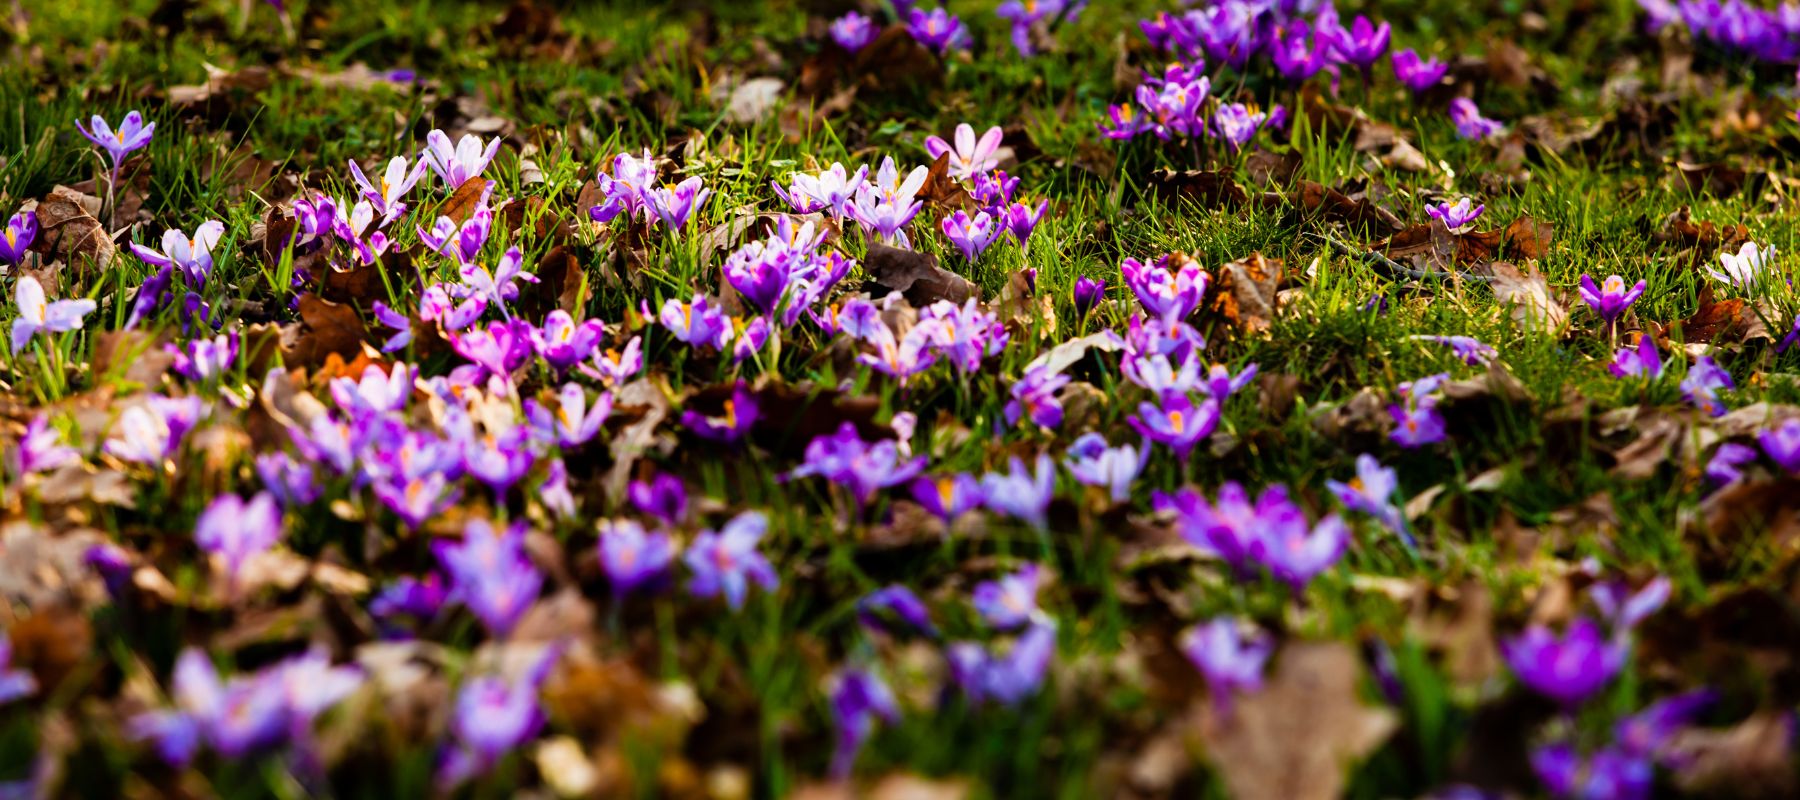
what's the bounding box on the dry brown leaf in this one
[1209,252,1282,334]
[1669,712,1799,798]
[1194,641,1398,800]
[1477,261,1567,334]
[283,294,368,370]
[28,186,115,272]
[865,244,975,307]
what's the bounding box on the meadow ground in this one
[3,0,1800,798]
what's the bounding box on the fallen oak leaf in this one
[283,294,368,370]
[1209,252,1283,334]
[864,243,976,307]
[27,186,116,272]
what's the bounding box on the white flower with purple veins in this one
[925,124,1005,181]
[130,221,226,286]
[422,129,502,189]
[10,275,96,355]
[347,155,428,224]
[863,156,930,209]
[1426,197,1485,232]
[1707,242,1775,288]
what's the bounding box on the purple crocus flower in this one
[646,176,712,233]
[374,473,460,531]
[1157,482,1274,574]
[422,130,501,189]
[372,301,413,353]
[1579,275,1647,327]
[857,585,939,638]
[1180,618,1273,714]
[921,298,1010,374]
[131,649,292,766]
[1,211,38,265]
[1590,576,1671,632]
[681,382,759,443]
[75,111,155,169]
[1501,617,1626,706]
[11,276,97,355]
[330,362,412,417]
[433,519,543,638]
[1130,394,1220,461]
[16,414,79,476]
[629,474,689,527]
[831,11,879,52]
[1392,48,1449,93]
[980,454,1056,531]
[684,511,779,610]
[828,668,901,780]
[1426,197,1484,231]
[254,452,320,507]
[906,6,970,54]
[911,473,984,523]
[1252,506,1350,592]
[195,491,284,582]
[463,428,536,497]
[660,295,733,350]
[420,284,487,331]
[1201,361,1259,402]
[1759,418,1800,473]
[1073,276,1105,317]
[1614,689,1714,757]
[947,620,1057,706]
[130,221,226,287]
[167,332,237,385]
[1706,441,1758,486]
[452,319,535,382]
[1389,401,1448,448]
[1064,433,1144,504]
[1326,453,1412,547]
[458,246,538,309]
[940,209,998,263]
[583,336,644,387]
[529,310,605,373]
[999,199,1048,250]
[1449,97,1506,140]
[1610,334,1664,379]
[972,563,1044,631]
[437,649,559,791]
[774,163,867,220]
[1272,20,1331,82]
[526,384,613,448]
[788,423,927,507]
[597,519,677,596]
[1004,365,1071,429]
[1212,103,1267,151]
[1331,15,1390,70]
[1098,102,1150,140]
[1681,356,1735,417]
[1121,255,1208,324]
[0,633,37,705]
[1412,334,1496,366]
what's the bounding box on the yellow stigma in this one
[938,477,957,507]
[722,399,738,428]
[4,229,15,249]
[1170,410,1185,433]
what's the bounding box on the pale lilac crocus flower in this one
[925,124,1005,181]
[422,129,501,189]
[684,511,779,610]
[11,276,96,355]
[130,221,226,286]
[1181,618,1273,714]
[1064,433,1145,504]
[1706,242,1774,288]
[347,155,428,223]
[195,491,284,583]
